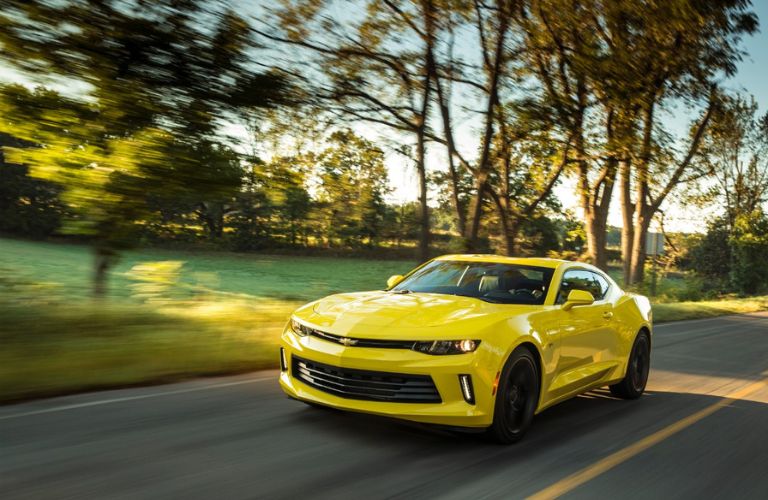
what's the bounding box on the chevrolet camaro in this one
[279,255,652,443]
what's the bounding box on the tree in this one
[314,131,391,248]
[265,0,437,261]
[424,0,569,254]
[0,0,288,295]
[687,219,732,291]
[513,0,608,265]
[730,210,768,295]
[687,93,768,295]
[262,154,313,246]
[697,94,768,229]
[510,0,756,276]
[600,0,758,284]
[486,111,571,255]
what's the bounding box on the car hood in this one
[294,290,533,338]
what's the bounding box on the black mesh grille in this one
[292,356,441,403]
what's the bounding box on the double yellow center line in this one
[528,376,768,500]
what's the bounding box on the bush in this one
[730,211,768,295]
[688,212,768,296]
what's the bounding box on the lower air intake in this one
[292,356,441,404]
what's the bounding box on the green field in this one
[0,237,416,302]
[0,237,417,401]
[1,237,766,402]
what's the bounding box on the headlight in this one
[290,317,309,336]
[412,339,480,355]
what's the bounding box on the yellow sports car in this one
[279,255,652,443]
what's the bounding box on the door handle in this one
[602,311,614,320]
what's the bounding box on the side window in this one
[591,272,610,300]
[556,269,603,304]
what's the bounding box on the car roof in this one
[434,254,570,269]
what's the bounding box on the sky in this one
[2,1,768,233]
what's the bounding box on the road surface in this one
[2,313,768,499]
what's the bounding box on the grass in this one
[0,237,416,302]
[0,236,414,402]
[1,236,766,402]
[652,296,768,323]
[0,299,298,403]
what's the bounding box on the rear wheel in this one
[610,330,651,399]
[487,348,540,444]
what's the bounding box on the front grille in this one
[308,329,416,350]
[292,356,441,403]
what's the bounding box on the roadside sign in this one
[646,232,664,256]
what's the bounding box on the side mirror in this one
[387,274,404,289]
[563,289,595,311]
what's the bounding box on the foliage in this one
[0,133,64,237]
[0,0,288,294]
[314,131,390,248]
[687,219,733,292]
[686,211,768,296]
[686,92,768,296]
[729,211,768,295]
[696,94,768,227]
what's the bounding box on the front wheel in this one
[487,347,540,444]
[610,330,651,399]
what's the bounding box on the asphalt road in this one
[2,313,768,500]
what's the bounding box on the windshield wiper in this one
[391,289,412,294]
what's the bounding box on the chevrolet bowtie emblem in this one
[339,337,358,346]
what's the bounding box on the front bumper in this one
[279,327,499,428]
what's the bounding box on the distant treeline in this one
[0,130,586,258]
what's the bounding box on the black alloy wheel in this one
[488,347,540,444]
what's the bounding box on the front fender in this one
[479,308,559,415]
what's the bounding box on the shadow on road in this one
[283,387,741,449]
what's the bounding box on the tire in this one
[610,330,651,399]
[487,347,540,444]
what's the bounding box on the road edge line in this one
[0,376,274,420]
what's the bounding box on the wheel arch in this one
[631,324,652,350]
[515,341,543,381]
[617,325,652,381]
[497,340,544,409]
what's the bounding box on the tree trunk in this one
[466,175,487,251]
[92,248,116,298]
[415,127,430,262]
[619,159,635,285]
[577,135,615,270]
[505,219,522,257]
[489,186,524,257]
[465,8,509,251]
[584,211,607,269]
[628,98,655,285]
[431,51,467,238]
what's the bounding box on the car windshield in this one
[391,260,555,304]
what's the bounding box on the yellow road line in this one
[528,377,768,500]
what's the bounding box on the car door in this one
[589,271,622,362]
[550,269,616,396]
